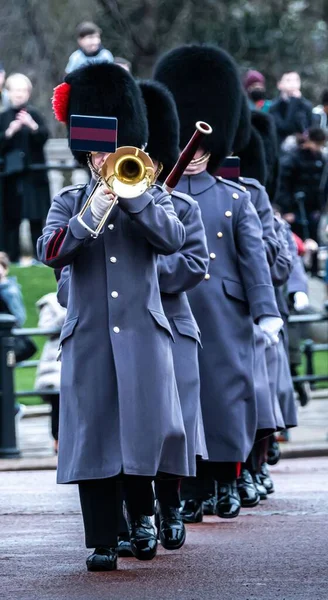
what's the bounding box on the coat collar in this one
[178,172,217,196]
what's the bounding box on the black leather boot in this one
[86,547,118,571]
[203,496,217,515]
[237,469,260,508]
[267,438,281,466]
[156,502,186,550]
[180,499,203,523]
[216,481,241,518]
[253,473,268,500]
[117,536,134,558]
[259,463,275,494]
[125,513,157,561]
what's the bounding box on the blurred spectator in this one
[0,73,50,263]
[269,72,313,147]
[278,127,328,242]
[243,69,272,112]
[65,21,113,74]
[34,292,66,454]
[0,62,9,113]
[113,56,132,72]
[312,89,328,132]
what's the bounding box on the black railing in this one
[0,311,327,458]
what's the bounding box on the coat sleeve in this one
[252,186,280,266]
[118,186,186,255]
[236,198,280,321]
[157,197,209,293]
[56,266,70,308]
[28,109,49,147]
[270,220,293,287]
[37,192,96,268]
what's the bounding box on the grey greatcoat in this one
[240,177,281,435]
[37,181,189,483]
[158,190,209,473]
[176,172,280,463]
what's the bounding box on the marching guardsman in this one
[155,44,282,522]
[38,62,190,571]
[57,79,209,556]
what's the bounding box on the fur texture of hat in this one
[251,111,280,202]
[238,126,267,185]
[154,44,243,173]
[63,63,148,165]
[139,80,179,181]
[233,93,252,155]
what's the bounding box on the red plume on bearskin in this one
[52,82,71,123]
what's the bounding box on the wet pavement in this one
[1,457,328,600]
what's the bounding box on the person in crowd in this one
[113,57,132,72]
[0,251,28,419]
[243,69,272,113]
[0,62,9,113]
[38,62,190,572]
[313,89,328,133]
[0,73,50,263]
[34,292,66,455]
[65,22,113,74]
[278,126,328,242]
[269,71,313,147]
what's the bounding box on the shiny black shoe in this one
[180,499,203,524]
[203,496,217,515]
[117,537,134,558]
[237,469,260,508]
[216,481,241,519]
[156,503,186,550]
[86,547,118,571]
[126,514,157,561]
[253,474,268,500]
[259,463,275,494]
[267,439,281,466]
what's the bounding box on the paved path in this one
[1,458,328,600]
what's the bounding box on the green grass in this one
[10,265,57,405]
[8,265,328,403]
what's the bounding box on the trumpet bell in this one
[101,146,156,199]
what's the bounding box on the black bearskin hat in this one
[233,93,252,155]
[238,126,267,185]
[251,111,280,202]
[53,63,148,165]
[138,80,179,181]
[154,44,243,174]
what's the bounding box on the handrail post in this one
[0,314,20,458]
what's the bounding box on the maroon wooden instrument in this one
[163,121,212,193]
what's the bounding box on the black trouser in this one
[78,475,154,548]
[42,394,59,441]
[30,219,43,258]
[181,461,238,502]
[3,218,20,262]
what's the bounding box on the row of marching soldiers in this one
[37,44,306,571]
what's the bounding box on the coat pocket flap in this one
[59,316,79,346]
[173,317,201,345]
[148,309,174,341]
[222,278,247,303]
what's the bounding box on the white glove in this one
[90,186,115,226]
[294,291,309,312]
[259,316,284,347]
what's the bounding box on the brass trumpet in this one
[77,146,156,237]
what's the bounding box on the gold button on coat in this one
[210,253,216,259]
[240,186,247,192]
[204,273,211,280]
[232,193,239,199]
[217,232,223,238]
[225,211,232,217]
